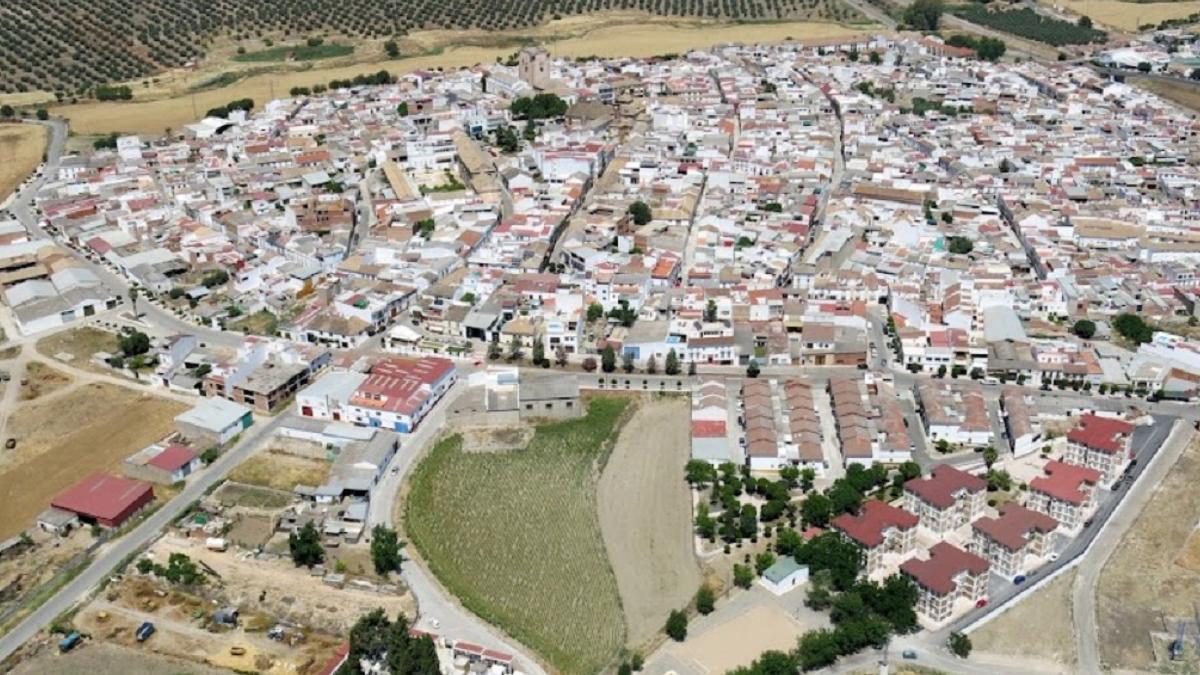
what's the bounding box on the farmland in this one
[950,5,1107,45]
[0,124,46,202]
[404,397,632,675]
[1047,0,1200,30]
[232,41,354,63]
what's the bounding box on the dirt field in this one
[1049,0,1200,30]
[36,327,120,374]
[211,481,294,510]
[597,396,699,650]
[1097,439,1200,670]
[19,361,73,401]
[0,383,187,539]
[228,450,331,492]
[48,14,871,135]
[972,570,1077,669]
[1130,76,1200,114]
[10,641,236,675]
[669,605,809,673]
[0,124,46,203]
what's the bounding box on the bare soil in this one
[597,395,700,650]
[0,124,46,202]
[671,605,808,673]
[1097,439,1200,670]
[9,641,236,675]
[19,361,73,401]
[36,327,120,375]
[973,569,1077,668]
[228,450,331,492]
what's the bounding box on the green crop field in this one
[405,397,631,675]
[233,42,355,63]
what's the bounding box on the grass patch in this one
[211,481,295,509]
[230,309,279,336]
[233,43,354,63]
[405,397,632,675]
[229,451,331,492]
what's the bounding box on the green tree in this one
[802,493,833,528]
[685,459,717,487]
[119,330,151,357]
[628,200,652,225]
[746,359,761,378]
[340,609,439,675]
[903,0,944,30]
[949,631,973,658]
[370,525,403,575]
[733,563,754,589]
[665,348,680,375]
[1113,313,1153,344]
[665,609,688,641]
[755,551,776,575]
[799,467,816,492]
[385,40,400,58]
[827,480,863,516]
[0,105,13,118]
[288,521,324,568]
[621,350,635,373]
[704,299,718,322]
[696,584,716,615]
[587,302,604,322]
[795,629,842,670]
[982,446,999,470]
[532,337,545,367]
[1073,319,1096,339]
[397,101,409,116]
[36,108,49,120]
[947,236,974,255]
[601,345,616,373]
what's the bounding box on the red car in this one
[976,598,989,609]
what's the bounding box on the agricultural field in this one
[1097,438,1200,669]
[0,383,186,539]
[405,397,632,675]
[1130,76,1200,113]
[232,41,354,63]
[950,5,1108,45]
[0,123,46,202]
[42,13,869,135]
[597,396,700,649]
[1048,0,1200,30]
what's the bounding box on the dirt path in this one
[597,395,700,649]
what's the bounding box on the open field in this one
[10,641,236,675]
[36,327,119,374]
[405,397,631,675]
[0,124,46,202]
[19,361,73,401]
[1048,0,1200,30]
[671,605,810,673]
[211,481,295,510]
[597,395,699,649]
[1097,439,1200,669]
[1129,76,1200,113]
[972,569,1077,669]
[45,13,871,135]
[233,42,355,63]
[0,383,186,539]
[228,450,331,492]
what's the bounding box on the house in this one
[900,542,990,624]
[175,398,254,445]
[970,503,1057,578]
[1064,414,1135,484]
[343,357,457,432]
[760,557,809,595]
[832,500,920,575]
[297,371,370,421]
[903,464,987,535]
[1026,460,1102,530]
[518,372,581,419]
[48,473,154,528]
[123,444,201,485]
[916,381,992,448]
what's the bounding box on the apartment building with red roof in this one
[900,542,990,623]
[970,503,1058,577]
[1064,414,1135,483]
[903,464,987,535]
[832,500,920,575]
[1026,460,1102,530]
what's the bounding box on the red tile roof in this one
[972,503,1057,550]
[832,500,919,548]
[1029,460,1101,505]
[900,542,989,596]
[350,357,455,416]
[905,464,987,509]
[1067,414,1134,454]
[691,420,726,438]
[147,445,197,473]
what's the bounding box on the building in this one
[760,558,809,595]
[900,542,990,624]
[903,464,987,535]
[48,473,154,528]
[518,371,581,419]
[970,503,1057,578]
[297,371,369,421]
[916,381,992,448]
[344,357,457,432]
[175,398,254,445]
[1026,460,1102,530]
[832,500,920,575]
[123,444,201,485]
[691,379,734,465]
[1065,414,1135,484]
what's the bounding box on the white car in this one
[1047,552,1060,562]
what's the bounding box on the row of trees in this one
[951,5,1107,46]
[290,522,404,576]
[205,97,254,118]
[945,34,1007,62]
[510,93,568,120]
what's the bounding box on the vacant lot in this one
[36,327,119,374]
[598,395,699,649]
[0,124,46,202]
[405,397,631,675]
[973,570,1077,669]
[19,361,73,401]
[10,641,236,675]
[671,605,810,674]
[1097,439,1200,669]
[0,383,186,539]
[211,481,294,509]
[228,450,331,492]
[1049,0,1200,29]
[50,15,869,135]
[1130,76,1200,114]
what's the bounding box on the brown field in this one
[1129,76,1200,113]
[0,383,187,539]
[1049,0,1200,30]
[19,361,73,401]
[1097,439,1200,669]
[972,569,1078,668]
[211,481,294,510]
[671,605,809,674]
[36,327,120,374]
[48,14,871,135]
[228,450,331,493]
[10,641,236,675]
[0,124,47,203]
[597,395,700,649]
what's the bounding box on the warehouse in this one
[47,473,154,528]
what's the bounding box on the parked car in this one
[59,632,82,652]
[1013,574,1027,585]
[1047,552,1060,562]
[902,649,918,660]
[136,622,155,642]
[975,598,988,608]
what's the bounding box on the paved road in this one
[0,411,292,662]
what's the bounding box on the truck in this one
[136,622,155,642]
[205,537,228,552]
[58,632,82,652]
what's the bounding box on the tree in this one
[802,493,833,528]
[119,330,151,357]
[755,551,777,575]
[385,40,400,58]
[128,286,140,316]
[982,446,999,471]
[582,357,598,372]
[587,302,604,322]
[986,469,1014,492]
[646,355,658,374]
[696,585,716,615]
[202,269,230,288]
[949,631,972,658]
[200,446,219,465]
[688,360,697,376]
[555,345,568,367]
[733,563,755,589]
[746,359,761,378]
[397,101,409,116]
[621,350,635,373]
[665,610,688,641]
[903,0,944,31]
[36,108,49,121]
[795,533,864,592]
[686,459,717,487]
[618,664,632,675]
[828,480,863,516]
[341,609,439,675]
[665,348,680,375]
[370,525,403,576]
[780,465,800,488]
[947,236,974,255]
[800,467,816,492]
[627,200,652,225]
[795,629,842,671]
[1114,313,1153,344]
[869,51,882,65]
[1073,319,1096,339]
[532,337,545,367]
[975,37,1007,61]
[601,345,616,373]
[704,299,718,322]
[0,105,13,118]
[288,521,324,568]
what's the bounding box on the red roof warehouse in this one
[51,473,154,528]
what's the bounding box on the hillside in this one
[0,0,854,99]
